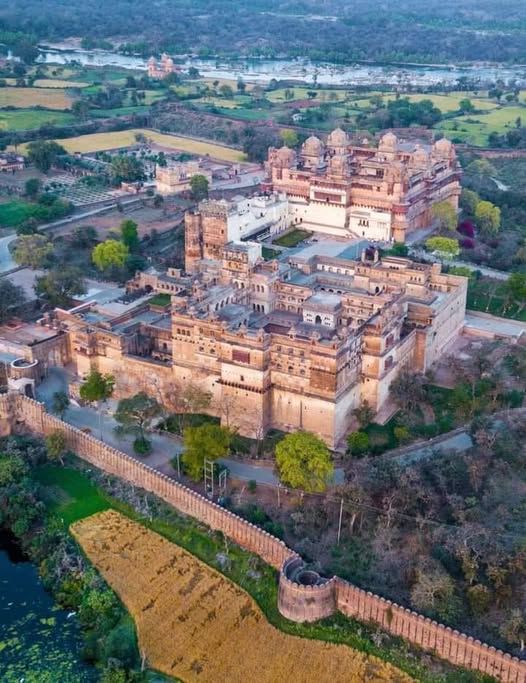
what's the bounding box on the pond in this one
[0,529,96,682]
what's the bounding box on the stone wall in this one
[2,393,526,683]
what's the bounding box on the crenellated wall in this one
[2,393,525,683]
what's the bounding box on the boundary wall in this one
[2,393,525,683]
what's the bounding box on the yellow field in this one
[33,79,89,89]
[353,93,497,113]
[72,511,412,683]
[15,129,245,161]
[0,86,73,109]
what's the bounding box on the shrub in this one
[133,437,152,455]
[457,220,475,237]
[248,479,257,493]
[460,238,475,249]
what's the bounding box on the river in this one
[0,529,95,682]
[37,46,526,88]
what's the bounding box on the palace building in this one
[147,53,179,80]
[265,129,461,243]
[38,225,467,448]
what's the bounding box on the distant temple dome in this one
[148,56,156,65]
[302,135,323,154]
[379,131,398,149]
[327,127,349,148]
[412,144,429,165]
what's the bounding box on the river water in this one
[0,529,95,682]
[37,46,526,88]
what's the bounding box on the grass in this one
[467,276,526,322]
[148,293,171,306]
[33,79,89,89]
[14,129,246,162]
[1,87,73,109]
[435,105,526,145]
[266,87,348,102]
[262,246,280,260]
[272,228,312,248]
[0,109,75,131]
[73,510,412,683]
[0,200,36,227]
[34,464,110,526]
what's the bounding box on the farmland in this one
[0,87,74,109]
[16,129,246,161]
[0,109,75,131]
[32,79,90,89]
[72,510,411,683]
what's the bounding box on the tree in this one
[168,381,212,430]
[431,201,457,232]
[475,200,501,235]
[280,129,299,148]
[182,423,231,481]
[346,431,370,457]
[26,140,66,173]
[410,560,459,621]
[45,429,67,466]
[24,177,41,199]
[459,98,475,113]
[219,84,234,98]
[114,392,161,455]
[352,400,374,428]
[14,234,54,269]
[79,370,115,439]
[0,279,27,323]
[504,272,526,312]
[190,174,209,202]
[460,188,480,215]
[119,218,139,251]
[425,236,460,260]
[390,371,427,413]
[35,267,86,307]
[500,609,526,652]
[92,240,129,271]
[275,431,333,492]
[236,79,246,93]
[466,159,497,177]
[110,155,143,184]
[51,391,70,420]
[71,99,90,121]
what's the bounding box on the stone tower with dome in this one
[266,128,461,242]
[147,53,178,79]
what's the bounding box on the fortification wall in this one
[335,580,526,683]
[2,393,526,683]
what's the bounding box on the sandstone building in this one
[156,161,213,196]
[147,53,179,80]
[39,227,466,447]
[265,129,461,242]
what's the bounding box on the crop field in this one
[72,510,411,683]
[352,93,497,112]
[16,129,246,161]
[0,109,75,131]
[267,87,349,102]
[436,105,526,145]
[33,79,89,89]
[0,87,73,109]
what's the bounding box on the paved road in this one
[389,431,473,467]
[36,367,345,486]
[0,234,17,273]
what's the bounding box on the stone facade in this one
[266,129,461,242]
[42,234,467,448]
[147,53,179,80]
[1,393,524,683]
[155,161,212,196]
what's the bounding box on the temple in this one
[147,53,179,80]
[265,129,461,242]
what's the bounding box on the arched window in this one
[315,315,322,325]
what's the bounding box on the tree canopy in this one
[425,236,460,260]
[114,391,161,452]
[275,431,333,492]
[190,174,209,202]
[0,279,27,324]
[474,200,501,235]
[14,234,54,269]
[92,239,129,271]
[182,423,231,481]
[35,267,86,308]
[119,219,139,251]
[431,201,457,232]
[79,370,115,405]
[26,140,66,173]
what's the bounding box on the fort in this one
[265,129,461,242]
[0,392,524,683]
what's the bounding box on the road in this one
[36,368,345,485]
[0,234,17,273]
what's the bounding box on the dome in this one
[412,144,429,164]
[277,145,292,159]
[148,56,156,65]
[434,137,453,154]
[165,58,174,67]
[327,127,349,148]
[303,135,323,154]
[380,131,398,149]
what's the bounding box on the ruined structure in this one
[266,129,461,242]
[39,228,466,447]
[155,161,212,196]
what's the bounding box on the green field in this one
[267,87,349,102]
[272,228,312,247]
[436,105,526,145]
[0,109,75,131]
[467,277,526,322]
[0,200,38,228]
